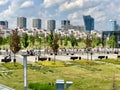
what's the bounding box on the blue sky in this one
[0,0,120,31]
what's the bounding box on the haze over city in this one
[0,0,120,30]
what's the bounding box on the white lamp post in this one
[21,51,28,90]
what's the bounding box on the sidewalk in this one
[0,84,14,90]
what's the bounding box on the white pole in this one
[22,52,28,90]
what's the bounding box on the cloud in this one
[0,0,120,30]
[0,0,8,6]
[20,0,34,8]
[43,0,65,8]
[59,0,83,12]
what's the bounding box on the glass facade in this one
[83,15,94,32]
[109,20,117,31]
[0,21,8,29]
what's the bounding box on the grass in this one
[2,62,23,69]
[71,60,99,65]
[99,59,120,65]
[0,60,120,90]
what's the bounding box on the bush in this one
[37,61,65,67]
[28,82,55,90]
[2,63,23,69]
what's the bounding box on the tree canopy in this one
[10,29,21,54]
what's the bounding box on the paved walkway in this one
[0,84,14,90]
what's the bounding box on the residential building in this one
[47,20,56,31]
[17,17,27,29]
[61,20,70,30]
[32,19,41,29]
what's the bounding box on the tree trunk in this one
[54,53,56,64]
[87,49,89,60]
[14,54,16,66]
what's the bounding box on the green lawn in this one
[0,60,120,90]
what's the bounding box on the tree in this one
[0,36,3,54]
[91,34,101,48]
[10,29,21,65]
[64,36,68,47]
[85,34,92,60]
[85,35,92,49]
[107,34,116,48]
[48,31,59,64]
[29,35,35,47]
[0,36,3,46]
[70,35,78,48]
[48,31,54,46]
[22,33,29,49]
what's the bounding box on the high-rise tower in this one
[17,17,27,29]
[61,20,70,30]
[83,15,94,32]
[32,19,41,29]
[47,20,56,31]
[109,20,117,31]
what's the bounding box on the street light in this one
[21,51,28,90]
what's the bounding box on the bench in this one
[79,57,81,60]
[38,57,47,61]
[70,57,78,60]
[50,53,53,55]
[98,56,108,59]
[1,59,11,63]
[66,53,69,55]
[71,53,74,55]
[117,55,120,58]
[48,57,51,61]
[1,56,11,63]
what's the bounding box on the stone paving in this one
[0,52,119,63]
[0,84,14,90]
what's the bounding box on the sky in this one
[0,0,120,31]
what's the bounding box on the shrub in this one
[28,82,55,90]
[37,61,65,67]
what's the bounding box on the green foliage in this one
[2,63,23,69]
[107,34,116,48]
[29,35,35,46]
[22,33,29,48]
[0,36,3,45]
[48,31,54,46]
[64,36,68,46]
[91,34,101,48]
[28,82,55,90]
[48,31,59,54]
[85,35,92,48]
[35,34,40,43]
[70,35,78,47]
[10,29,21,54]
